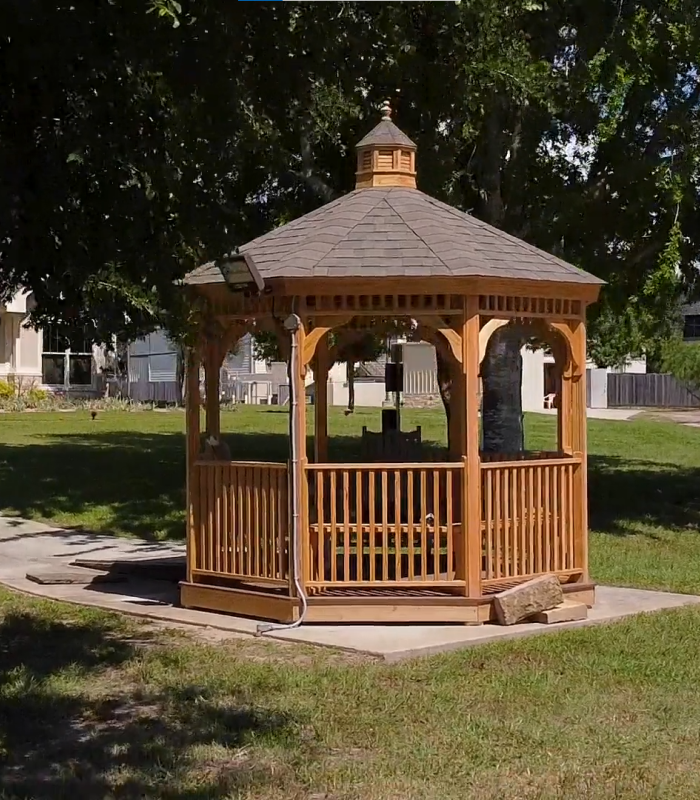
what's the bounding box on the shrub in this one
[25,387,49,407]
[0,380,14,399]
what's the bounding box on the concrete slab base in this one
[2,516,700,661]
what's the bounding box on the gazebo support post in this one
[462,296,482,599]
[185,346,201,584]
[204,338,222,438]
[571,320,589,583]
[289,316,310,590]
[313,332,330,463]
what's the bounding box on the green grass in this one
[4,586,700,798]
[1,406,699,592]
[2,410,700,796]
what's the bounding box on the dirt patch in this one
[637,409,700,426]
[140,617,379,666]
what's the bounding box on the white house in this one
[0,290,105,395]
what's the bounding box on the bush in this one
[25,387,49,407]
[0,380,14,399]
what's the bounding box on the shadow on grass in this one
[0,610,296,798]
[1,428,699,542]
[589,454,700,536]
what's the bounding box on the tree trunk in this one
[176,345,186,407]
[481,326,524,454]
[346,361,355,415]
[436,350,452,426]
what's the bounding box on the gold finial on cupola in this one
[355,99,417,189]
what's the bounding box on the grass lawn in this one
[2,411,700,797]
[1,406,699,592]
[4,586,700,798]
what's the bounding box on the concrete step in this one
[26,568,126,586]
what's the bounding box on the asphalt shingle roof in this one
[356,119,417,149]
[185,187,602,287]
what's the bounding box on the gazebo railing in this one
[304,454,583,594]
[189,455,583,599]
[480,455,582,589]
[191,461,290,588]
[305,462,465,589]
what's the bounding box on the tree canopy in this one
[1,1,698,358]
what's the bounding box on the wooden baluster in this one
[527,465,534,576]
[317,471,325,583]
[510,466,517,576]
[262,467,269,579]
[245,467,252,575]
[237,467,245,576]
[555,464,562,572]
[494,468,502,579]
[280,468,288,581]
[484,468,493,580]
[446,469,454,580]
[382,470,389,581]
[420,469,427,580]
[223,465,230,574]
[432,470,441,580]
[330,470,338,582]
[256,468,263,577]
[394,470,402,580]
[207,466,215,572]
[407,470,415,580]
[544,466,551,571]
[535,465,543,574]
[269,469,277,579]
[504,467,512,577]
[343,469,350,582]
[568,463,575,570]
[369,468,376,582]
[356,470,364,582]
[212,466,220,574]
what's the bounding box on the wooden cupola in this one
[355,100,417,189]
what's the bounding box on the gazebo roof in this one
[185,105,602,289]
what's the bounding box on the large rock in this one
[493,575,563,626]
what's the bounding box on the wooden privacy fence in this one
[480,456,581,588]
[305,462,464,589]
[192,461,290,588]
[608,373,700,408]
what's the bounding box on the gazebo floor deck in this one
[180,573,594,625]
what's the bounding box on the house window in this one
[42,326,93,387]
[683,315,700,340]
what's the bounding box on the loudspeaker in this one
[385,362,404,393]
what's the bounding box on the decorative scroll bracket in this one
[415,316,462,364]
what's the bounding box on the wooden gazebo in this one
[180,102,603,624]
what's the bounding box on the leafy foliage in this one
[0,1,698,363]
[661,338,700,398]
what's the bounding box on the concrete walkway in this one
[534,407,640,421]
[2,516,699,662]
